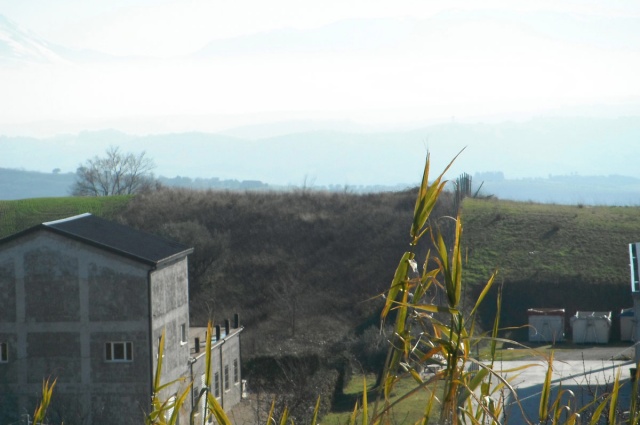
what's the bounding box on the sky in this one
[1,1,640,183]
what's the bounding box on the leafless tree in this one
[270,273,307,337]
[71,146,156,196]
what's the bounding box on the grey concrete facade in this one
[0,215,196,425]
[188,323,244,422]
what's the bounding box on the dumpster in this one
[570,311,612,344]
[620,308,636,341]
[527,308,565,343]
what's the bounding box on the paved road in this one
[495,344,638,424]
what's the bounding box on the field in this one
[0,196,132,238]
[323,374,442,425]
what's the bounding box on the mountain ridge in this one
[1,165,638,206]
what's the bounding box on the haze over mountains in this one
[1,3,640,206]
[2,116,640,205]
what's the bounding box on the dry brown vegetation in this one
[120,187,457,359]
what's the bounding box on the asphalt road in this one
[497,343,638,423]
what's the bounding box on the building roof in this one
[1,213,193,266]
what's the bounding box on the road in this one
[495,344,637,424]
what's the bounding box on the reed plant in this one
[346,152,638,425]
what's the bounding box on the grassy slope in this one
[323,374,440,425]
[461,197,639,339]
[0,196,133,238]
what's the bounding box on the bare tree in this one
[270,273,307,337]
[71,146,156,196]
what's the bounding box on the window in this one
[0,342,7,363]
[233,359,239,384]
[105,342,133,362]
[180,323,187,344]
[224,365,230,391]
[214,372,220,398]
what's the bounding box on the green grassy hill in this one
[0,196,133,238]
[462,197,638,339]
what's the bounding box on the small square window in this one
[105,342,133,362]
[224,365,230,391]
[0,342,8,363]
[180,323,187,344]
[233,358,239,384]
[214,372,220,398]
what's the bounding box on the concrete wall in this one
[149,257,192,424]
[190,326,243,421]
[0,230,154,425]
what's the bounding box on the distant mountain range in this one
[2,11,640,205]
[3,116,640,197]
[1,165,639,206]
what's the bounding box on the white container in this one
[570,311,612,344]
[527,308,565,343]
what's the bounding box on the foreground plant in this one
[32,377,57,425]
[358,152,638,425]
[368,151,504,424]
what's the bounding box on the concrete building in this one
[0,213,243,424]
[189,319,244,418]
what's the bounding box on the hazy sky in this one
[2,1,640,184]
[2,1,636,55]
[2,0,640,135]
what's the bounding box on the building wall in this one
[190,327,243,421]
[149,257,192,421]
[0,230,154,425]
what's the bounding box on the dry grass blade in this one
[381,251,413,321]
[207,392,233,425]
[538,351,554,423]
[411,149,464,243]
[32,377,57,425]
[349,400,359,425]
[267,399,276,425]
[278,406,289,425]
[362,376,369,425]
[589,395,610,425]
[169,383,193,425]
[310,396,321,425]
[468,271,497,319]
[607,367,621,425]
[154,329,166,394]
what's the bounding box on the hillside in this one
[462,197,638,339]
[1,191,638,352]
[0,168,76,200]
[117,187,449,358]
